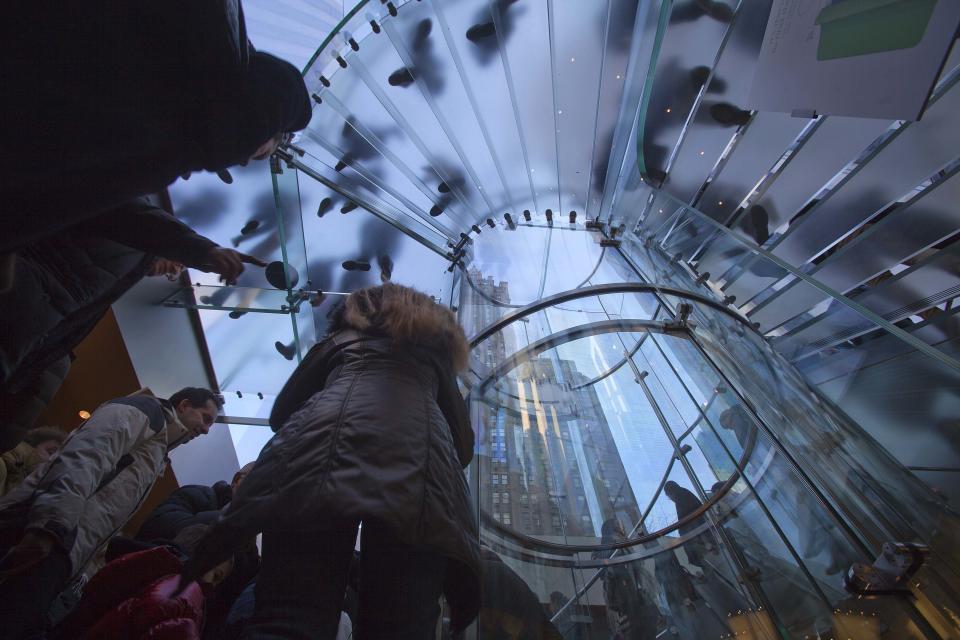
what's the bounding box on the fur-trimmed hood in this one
[329,283,470,372]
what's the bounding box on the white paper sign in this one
[748,0,960,121]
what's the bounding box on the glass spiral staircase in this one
[164,0,960,637]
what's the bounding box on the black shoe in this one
[695,0,733,22]
[335,158,348,172]
[229,310,248,319]
[317,197,333,217]
[466,22,496,42]
[429,205,443,217]
[437,181,450,193]
[216,169,234,184]
[275,341,296,360]
[388,68,415,87]
[240,220,260,235]
[710,102,751,127]
[748,205,770,245]
[342,260,371,272]
[378,255,394,282]
[689,65,711,88]
[341,201,358,214]
[199,295,214,304]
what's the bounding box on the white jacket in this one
[0,392,180,576]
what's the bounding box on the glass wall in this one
[460,227,952,638]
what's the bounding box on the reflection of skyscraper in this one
[464,272,641,539]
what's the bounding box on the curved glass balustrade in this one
[461,237,947,638]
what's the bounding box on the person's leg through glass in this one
[356,522,447,640]
[240,525,357,640]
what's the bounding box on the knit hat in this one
[244,51,313,144]
[246,51,312,134]
[204,51,312,169]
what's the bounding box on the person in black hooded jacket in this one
[664,481,715,570]
[181,283,480,640]
[137,482,235,544]
[0,0,313,254]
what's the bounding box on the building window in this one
[503,513,511,525]
[500,474,508,485]
[581,515,591,524]
[520,494,528,504]
[502,493,509,504]
[552,516,561,528]
[493,493,500,504]
[494,512,502,522]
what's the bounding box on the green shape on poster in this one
[815,0,937,60]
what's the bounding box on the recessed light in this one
[666,107,672,113]
[79,410,91,420]
[699,151,705,156]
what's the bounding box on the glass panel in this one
[637,0,734,182]
[768,79,960,270]
[663,0,774,203]
[694,111,807,224]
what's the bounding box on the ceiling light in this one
[79,410,91,420]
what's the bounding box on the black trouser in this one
[0,546,71,639]
[242,523,447,640]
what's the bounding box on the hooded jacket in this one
[0,392,183,577]
[0,198,218,396]
[184,328,481,629]
[136,483,233,543]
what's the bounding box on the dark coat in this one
[1,1,309,252]
[0,198,217,396]
[184,329,481,629]
[137,483,233,543]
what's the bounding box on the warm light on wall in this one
[78,410,92,420]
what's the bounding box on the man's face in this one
[35,439,61,461]
[176,399,219,442]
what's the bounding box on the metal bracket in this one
[599,238,622,248]
[845,542,929,594]
[662,302,694,333]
